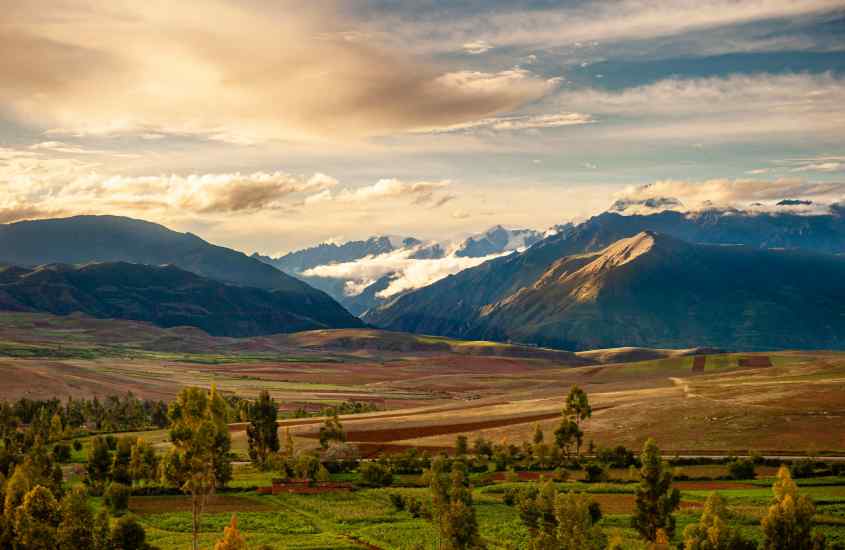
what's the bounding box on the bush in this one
[105,482,131,516]
[405,497,425,518]
[72,440,83,452]
[790,459,817,479]
[105,435,118,450]
[388,493,405,511]
[502,487,519,506]
[584,462,608,483]
[359,462,393,487]
[111,515,153,550]
[53,443,72,463]
[728,459,756,480]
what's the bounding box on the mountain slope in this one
[369,230,845,350]
[0,262,362,336]
[0,215,363,329]
[364,209,845,338]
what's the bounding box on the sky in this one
[2,0,845,255]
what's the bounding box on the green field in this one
[117,473,845,549]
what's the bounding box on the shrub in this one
[388,493,405,511]
[584,462,608,483]
[728,459,756,480]
[790,459,816,479]
[105,482,131,516]
[359,462,393,487]
[72,440,83,452]
[53,443,72,463]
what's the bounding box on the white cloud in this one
[614,178,845,213]
[383,0,845,54]
[1,2,559,144]
[553,73,845,143]
[302,247,509,299]
[462,40,493,54]
[420,112,592,134]
[335,178,452,206]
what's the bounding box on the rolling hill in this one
[368,231,845,350]
[0,215,362,329]
[0,262,363,336]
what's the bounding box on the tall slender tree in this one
[245,391,280,466]
[162,386,232,550]
[631,438,680,542]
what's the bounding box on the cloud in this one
[0,2,558,144]
[420,112,592,134]
[334,178,453,207]
[614,178,845,213]
[462,40,493,54]
[377,0,845,54]
[302,247,509,298]
[553,73,845,142]
[777,156,845,173]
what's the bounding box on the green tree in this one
[555,492,606,550]
[57,486,95,550]
[93,509,112,550]
[360,462,393,487]
[213,514,247,550]
[429,458,484,549]
[13,485,61,550]
[318,409,345,450]
[245,391,280,466]
[111,515,154,550]
[49,413,64,443]
[455,435,469,457]
[129,437,158,485]
[162,387,232,550]
[105,482,131,516]
[533,424,545,445]
[683,492,756,550]
[562,386,591,457]
[631,438,680,542]
[87,436,113,493]
[761,465,822,550]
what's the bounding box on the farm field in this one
[117,474,845,549]
[1,312,844,455]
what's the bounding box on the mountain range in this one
[365,209,845,350]
[254,225,544,315]
[0,215,362,332]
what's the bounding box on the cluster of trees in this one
[1,394,169,436]
[289,400,380,419]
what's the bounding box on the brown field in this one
[129,495,273,515]
[1,312,844,455]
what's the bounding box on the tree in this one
[561,386,591,457]
[360,462,393,487]
[49,413,64,443]
[87,436,113,493]
[533,424,544,445]
[57,487,95,550]
[245,391,280,466]
[13,485,61,550]
[162,387,232,550]
[111,515,154,550]
[555,492,606,550]
[318,409,345,449]
[455,435,469,457]
[429,458,484,549]
[129,437,158,485]
[683,492,756,550]
[728,459,756,481]
[214,514,247,550]
[283,427,295,457]
[93,509,112,550]
[761,465,821,550]
[632,438,680,542]
[105,482,131,516]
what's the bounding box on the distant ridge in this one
[0,262,363,337]
[0,215,363,330]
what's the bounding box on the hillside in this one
[0,262,363,336]
[365,209,845,343]
[370,231,845,350]
[0,215,362,329]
